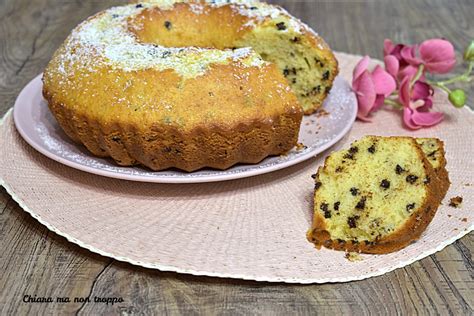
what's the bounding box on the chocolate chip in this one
[320,203,329,218]
[314,58,324,67]
[347,216,360,228]
[314,182,322,190]
[395,164,404,174]
[322,71,330,80]
[276,22,287,30]
[380,179,390,189]
[311,174,317,179]
[250,6,258,10]
[309,85,321,96]
[292,78,297,84]
[304,57,311,69]
[424,176,431,184]
[406,203,416,212]
[350,187,359,196]
[164,21,172,30]
[335,166,343,173]
[334,201,340,211]
[291,37,300,43]
[337,239,346,245]
[111,136,121,142]
[135,3,143,8]
[406,175,418,184]
[161,51,171,58]
[428,150,437,157]
[356,197,367,209]
[283,68,290,77]
[368,144,376,153]
[112,14,119,18]
[344,147,358,160]
[349,146,359,154]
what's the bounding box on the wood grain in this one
[0,0,473,314]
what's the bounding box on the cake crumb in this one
[315,108,330,118]
[464,183,471,187]
[345,252,363,262]
[448,196,463,208]
[461,218,468,222]
[296,142,308,151]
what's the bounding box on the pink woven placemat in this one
[1,52,473,283]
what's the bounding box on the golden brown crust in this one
[307,136,447,254]
[43,43,304,172]
[44,86,302,171]
[431,139,450,202]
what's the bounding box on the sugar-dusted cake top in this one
[55,0,315,78]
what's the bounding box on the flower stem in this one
[429,81,452,94]
[429,61,474,85]
[388,92,399,99]
[410,64,425,89]
[384,98,403,109]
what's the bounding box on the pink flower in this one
[404,39,456,74]
[384,40,423,82]
[399,76,444,129]
[384,39,416,69]
[352,56,396,121]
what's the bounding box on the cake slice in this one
[307,136,449,254]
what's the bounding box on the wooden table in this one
[1,0,473,314]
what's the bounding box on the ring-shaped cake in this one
[43,0,338,171]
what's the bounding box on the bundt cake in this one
[307,136,449,254]
[42,0,338,171]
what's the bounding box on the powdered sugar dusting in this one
[141,0,311,34]
[57,2,267,78]
[53,0,322,79]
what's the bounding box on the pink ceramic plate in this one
[13,74,356,183]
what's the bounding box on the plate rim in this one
[13,73,357,184]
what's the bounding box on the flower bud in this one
[464,40,474,62]
[448,89,466,108]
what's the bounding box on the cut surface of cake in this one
[134,0,339,114]
[416,138,450,200]
[307,136,449,254]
